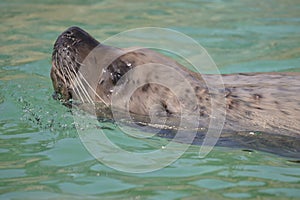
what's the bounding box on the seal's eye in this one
[107,60,133,85]
[112,72,123,84]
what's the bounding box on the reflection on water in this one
[1,0,300,199]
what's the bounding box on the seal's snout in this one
[55,27,88,47]
[53,27,90,60]
[53,26,100,62]
[51,26,100,102]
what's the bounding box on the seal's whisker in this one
[65,67,87,103]
[67,63,94,104]
[64,67,82,102]
[76,74,94,104]
[62,58,94,104]
[55,53,67,85]
[62,59,86,103]
[66,55,107,105]
[76,71,108,107]
[74,58,85,67]
[70,68,95,104]
[75,72,96,103]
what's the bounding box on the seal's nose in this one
[53,26,100,61]
[58,26,99,48]
[60,27,85,45]
[63,26,91,40]
[54,27,83,50]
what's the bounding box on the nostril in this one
[64,31,72,36]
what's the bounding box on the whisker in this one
[68,63,94,104]
[55,53,67,84]
[74,57,84,67]
[54,50,108,107]
[64,67,83,102]
[62,59,86,103]
[72,52,108,106]
[76,71,108,107]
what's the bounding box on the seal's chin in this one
[51,26,100,102]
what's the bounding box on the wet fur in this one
[51,27,300,139]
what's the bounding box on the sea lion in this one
[51,26,300,146]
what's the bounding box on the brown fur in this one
[51,26,300,138]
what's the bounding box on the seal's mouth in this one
[51,26,100,102]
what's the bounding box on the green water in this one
[1,0,300,199]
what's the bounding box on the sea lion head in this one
[51,26,99,102]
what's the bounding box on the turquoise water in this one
[1,0,300,199]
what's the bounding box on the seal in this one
[51,26,300,142]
